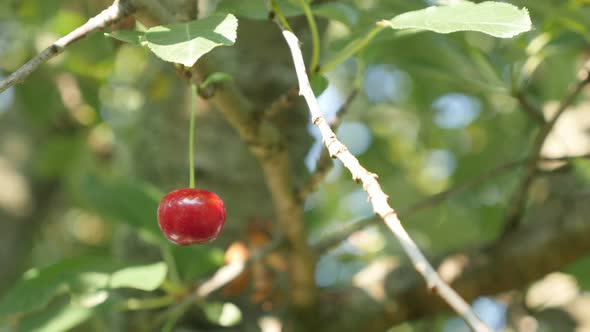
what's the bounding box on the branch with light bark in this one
[298,89,358,201]
[281,29,492,332]
[0,0,134,94]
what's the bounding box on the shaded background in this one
[1,0,590,331]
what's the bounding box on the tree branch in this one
[0,0,134,94]
[281,30,492,332]
[196,237,283,298]
[501,59,590,235]
[189,59,318,312]
[298,89,358,201]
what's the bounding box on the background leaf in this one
[0,257,107,318]
[109,262,167,291]
[310,73,329,96]
[215,0,301,19]
[0,258,166,318]
[313,2,359,27]
[79,176,164,244]
[16,301,93,332]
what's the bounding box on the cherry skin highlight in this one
[157,188,226,245]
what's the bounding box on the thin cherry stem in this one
[189,84,197,189]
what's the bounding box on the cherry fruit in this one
[157,188,226,245]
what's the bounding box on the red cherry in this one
[157,188,226,245]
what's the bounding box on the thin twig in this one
[264,87,299,119]
[501,60,590,236]
[298,89,358,201]
[0,0,133,94]
[514,91,546,124]
[314,153,590,253]
[152,238,283,329]
[196,236,283,298]
[281,29,493,332]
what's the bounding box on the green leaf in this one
[313,2,359,27]
[0,258,167,319]
[16,301,93,332]
[173,245,224,281]
[310,73,329,96]
[109,262,167,291]
[145,14,238,66]
[201,72,233,89]
[104,30,145,45]
[0,257,109,318]
[386,1,531,38]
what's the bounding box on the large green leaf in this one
[16,301,93,332]
[387,1,531,38]
[145,14,238,66]
[0,258,166,319]
[0,257,108,318]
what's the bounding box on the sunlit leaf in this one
[145,14,238,66]
[386,1,531,38]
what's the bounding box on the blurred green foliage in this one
[1,0,590,331]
